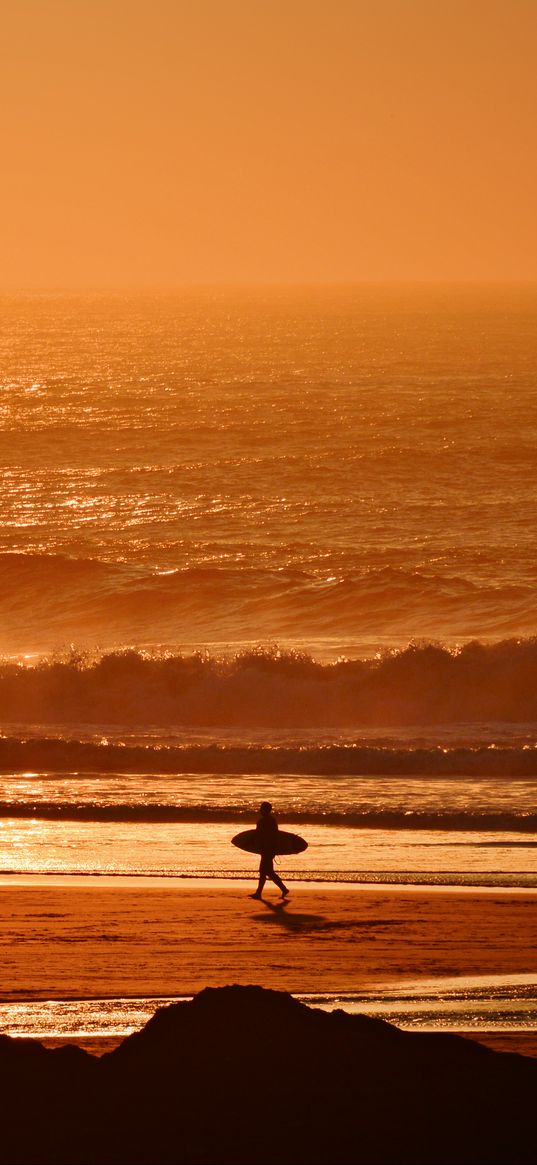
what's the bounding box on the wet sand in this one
[1,877,536,1001]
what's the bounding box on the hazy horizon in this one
[2,0,536,288]
[2,278,537,295]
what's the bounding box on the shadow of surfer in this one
[254,897,329,934]
[250,802,289,900]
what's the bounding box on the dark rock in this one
[0,986,535,1164]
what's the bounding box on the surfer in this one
[250,801,289,900]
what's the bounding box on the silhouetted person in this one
[250,801,289,899]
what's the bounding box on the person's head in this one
[259,801,273,816]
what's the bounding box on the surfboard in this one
[231,829,308,856]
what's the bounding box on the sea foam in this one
[1,639,537,729]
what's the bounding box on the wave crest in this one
[0,552,535,647]
[2,639,537,729]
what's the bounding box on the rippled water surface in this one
[1,287,536,883]
[2,285,537,654]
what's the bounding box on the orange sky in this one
[1,0,536,287]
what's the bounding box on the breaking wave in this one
[1,638,537,730]
[0,736,537,778]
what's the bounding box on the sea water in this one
[0,771,536,885]
[1,286,536,881]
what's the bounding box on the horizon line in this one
[1,278,537,296]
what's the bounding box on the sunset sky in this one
[2,0,536,287]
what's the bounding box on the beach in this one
[3,878,537,998]
[1,876,536,1056]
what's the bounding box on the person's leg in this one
[267,858,289,897]
[250,856,268,898]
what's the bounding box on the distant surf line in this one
[0,801,536,831]
[2,738,537,776]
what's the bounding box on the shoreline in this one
[2,872,537,892]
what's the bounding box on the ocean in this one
[1,285,536,1047]
[1,283,537,880]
